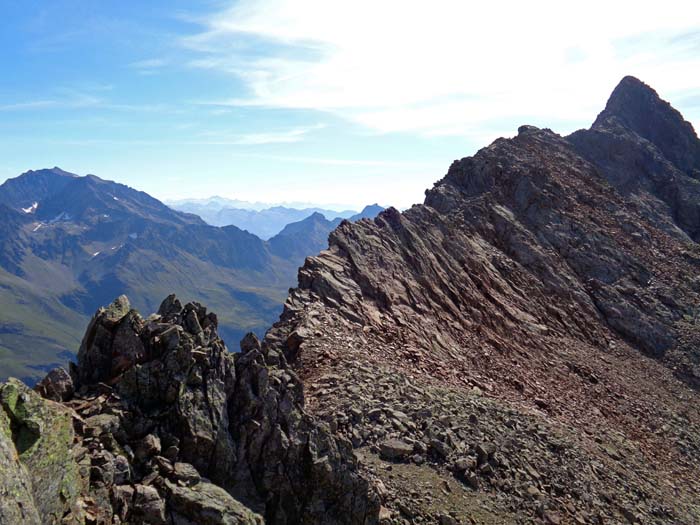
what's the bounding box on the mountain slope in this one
[0,171,305,382]
[35,173,204,227]
[268,212,343,260]
[259,77,700,523]
[0,266,85,382]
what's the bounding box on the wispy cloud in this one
[224,152,434,168]
[129,58,167,69]
[0,100,58,111]
[37,124,327,147]
[0,91,100,112]
[128,58,168,75]
[184,0,700,137]
[0,89,180,115]
[194,123,325,145]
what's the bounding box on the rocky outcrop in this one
[34,366,74,401]
[1,294,378,524]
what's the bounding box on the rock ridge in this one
[262,78,700,523]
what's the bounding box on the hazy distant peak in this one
[349,203,385,221]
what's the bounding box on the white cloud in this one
[186,0,700,136]
[0,92,179,115]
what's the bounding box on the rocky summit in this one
[1,76,700,524]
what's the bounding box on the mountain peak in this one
[596,76,663,124]
[48,166,78,177]
[611,74,653,96]
[350,203,385,221]
[0,167,80,211]
[592,76,700,174]
[21,166,78,179]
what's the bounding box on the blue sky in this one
[0,0,699,209]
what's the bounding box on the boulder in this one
[165,479,264,524]
[34,367,74,401]
[379,439,414,460]
[133,484,167,524]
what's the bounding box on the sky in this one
[0,1,699,209]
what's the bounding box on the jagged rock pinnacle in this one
[4,296,379,524]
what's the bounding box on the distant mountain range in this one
[167,195,357,212]
[168,196,383,239]
[0,168,383,383]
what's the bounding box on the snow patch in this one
[91,251,101,258]
[129,233,138,239]
[32,223,42,232]
[22,202,38,214]
[112,196,120,201]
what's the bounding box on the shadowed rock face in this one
[569,76,700,241]
[591,76,700,176]
[0,294,378,524]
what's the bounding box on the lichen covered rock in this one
[0,401,41,525]
[0,378,86,524]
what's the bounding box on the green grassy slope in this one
[0,267,87,383]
